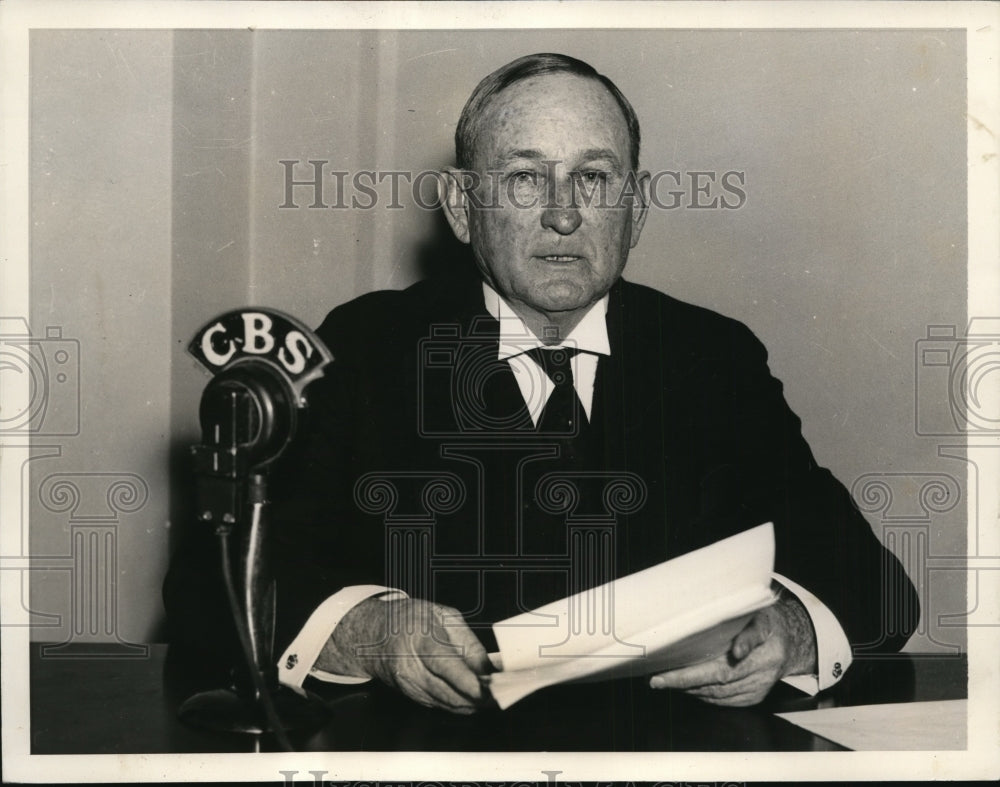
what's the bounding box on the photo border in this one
[2,1,997,782]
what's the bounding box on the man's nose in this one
[540,178,582,235]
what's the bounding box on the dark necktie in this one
[526,347,584,435]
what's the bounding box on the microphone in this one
[177,309,333,746]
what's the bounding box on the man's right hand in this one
[316,597,494,714]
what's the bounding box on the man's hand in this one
[316,597,493,714]
[648,590,817,707]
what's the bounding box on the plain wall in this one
[29,30,174,646]
[30,29,967,652]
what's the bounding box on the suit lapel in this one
[425,273,535,434]
[598,280,673,452]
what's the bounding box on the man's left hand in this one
[648,591,817,707]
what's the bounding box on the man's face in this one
[451,73,648,324]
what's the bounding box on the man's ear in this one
[439,167,471,244]
[629,169,651,249]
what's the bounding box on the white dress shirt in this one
[485,283,610,425]
[278,284,852,695]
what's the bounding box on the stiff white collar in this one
[481,282,611,360]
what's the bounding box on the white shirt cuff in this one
[773,572,852,695]
[276,584,408,694]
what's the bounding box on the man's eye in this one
[576,171,609,184]
[511,170,538,184]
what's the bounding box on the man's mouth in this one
[539,255,582,262]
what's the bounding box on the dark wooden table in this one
[30,644,966,753]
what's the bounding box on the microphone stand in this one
[178,321,333,747]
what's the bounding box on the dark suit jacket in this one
[164,271,918,670]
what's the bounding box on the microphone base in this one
[178,685,330,735]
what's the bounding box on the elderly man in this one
[165,53,918,716]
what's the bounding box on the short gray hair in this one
[455,52,641,171]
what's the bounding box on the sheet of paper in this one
[488,598,773,709]
[775,699,967,750]
[487,523,776,708]
[493,522,774,670]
